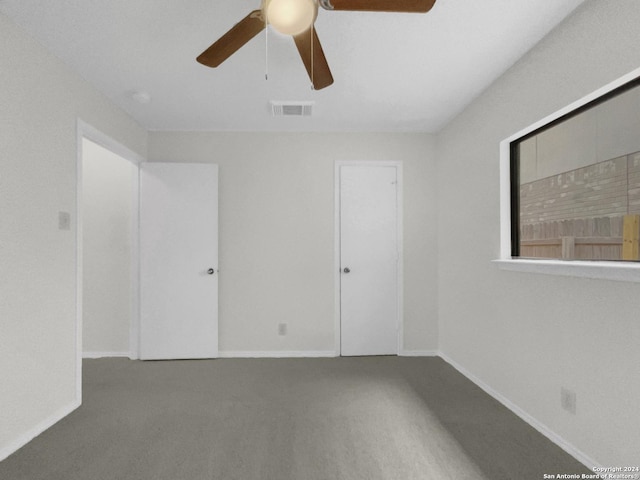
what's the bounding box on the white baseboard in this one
[218,350,337,358]
[438,352,601,470]
[399,350,439,357]
[82,351,131,359]
[0,399,80,463]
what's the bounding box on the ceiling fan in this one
[196,0,437,90]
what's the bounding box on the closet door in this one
[339,164,399,356]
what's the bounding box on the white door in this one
[139,163,218,360]
[339,164,399,356]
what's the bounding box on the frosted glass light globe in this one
[265,0,318,36]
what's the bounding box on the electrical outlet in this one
[561,387,577,415]
[58,211,71,230]
[278,323,287,336]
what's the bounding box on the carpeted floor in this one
[0,356,590,479]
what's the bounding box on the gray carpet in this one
[0,357,590,479]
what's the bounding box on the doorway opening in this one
[76,121,142,384]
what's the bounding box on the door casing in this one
[76,120,143,401]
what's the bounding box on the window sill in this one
[493,259,640,283]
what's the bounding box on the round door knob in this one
[207,268,215,275]
[343,267,350,273]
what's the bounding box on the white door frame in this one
[334,160,404,356]
[76,119,144,395]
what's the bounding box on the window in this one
[510,77,640,262]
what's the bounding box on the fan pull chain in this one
[265,17,269,80]
[310,24,314,90]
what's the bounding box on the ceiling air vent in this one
[271,101,314,117]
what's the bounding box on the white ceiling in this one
[0,0,586,132]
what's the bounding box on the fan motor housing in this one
[262,0,318,36]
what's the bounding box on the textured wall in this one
[148,132,438,355]
[437,0,640,466]
[630,152,640,214]
[520,155,631,225]
[0,12,146,460]
[519,152,640,260]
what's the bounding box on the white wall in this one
[436,0,640,466]
[0,12,146,460]
[148,132,438,355]
[82,139,135,356]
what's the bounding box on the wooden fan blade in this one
[320,0,436,13]
[293,28,334,90]
[197,10,265,68]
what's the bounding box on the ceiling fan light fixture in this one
[196,0,437,89]
[265,0,318,36]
